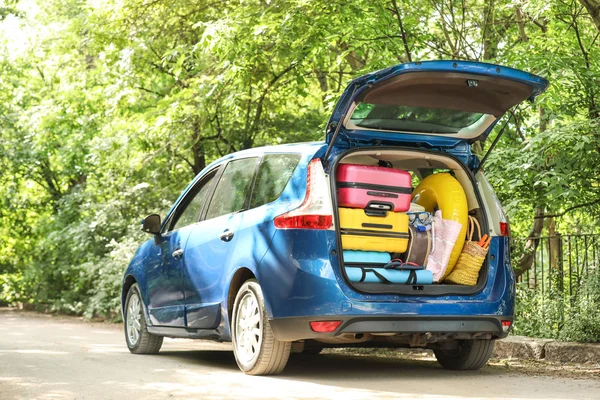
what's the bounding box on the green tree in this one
[1,0,599,320]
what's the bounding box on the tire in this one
[434,339,494,370]
[231,279,291,375]
[124,283,163,354]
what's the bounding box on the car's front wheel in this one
[124,283,163,354]
[231,280,291,375]
[433,339,494,370]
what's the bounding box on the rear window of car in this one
[205,157,259,220]
[350,103,485,133]
[249,154,302,209]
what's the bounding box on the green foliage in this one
[0,0,599,335]
[486,119,600,237]
[0,272,26,305]
[84,233,147,320]
[559,270,600,342]
[513,283,565,338]
[514,269,600,342]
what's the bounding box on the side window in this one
[205,157,259,220]
[170,171,216,231]
[249,154,301,209]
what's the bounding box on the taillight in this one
[310,320,342,333]
[500,221,510,237]
[488,178,510,237]
[501,320,512,333]
[273,159,333,230]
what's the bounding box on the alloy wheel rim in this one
[127,293,142,346]
[234,291,262,365]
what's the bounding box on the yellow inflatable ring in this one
[413,173,468,279]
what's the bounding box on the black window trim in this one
[163,165,223,233]
[200,155,261,221]
[246,156,263,211]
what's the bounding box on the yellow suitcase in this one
[338,208,409,253]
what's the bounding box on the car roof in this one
[166,141,326,226]
[203,141,325,171]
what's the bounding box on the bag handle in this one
[359,268,392,284]
[467,216,482,241]
[364,209,387,217]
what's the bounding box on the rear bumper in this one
[269,315,510,342]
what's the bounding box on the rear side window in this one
[249,154,301,209]
[205,157,259,220]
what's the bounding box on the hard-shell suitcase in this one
[338,208,409,253]
[337,164,412,212]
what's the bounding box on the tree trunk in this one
[482,0,499,61]
[191,140,205,176]
[514,207,545,278]
[515,6,529,42]
[314,69,329,105]
[389,0,412,62]
[579,0,600,33]
[191,117,206,175]
[515,106,549,279]
[338,42,364,71]
[547,217,561,272]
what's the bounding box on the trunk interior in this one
[331,147,489,296]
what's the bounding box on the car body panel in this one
[144,227,195,326]
[181,212,243,329]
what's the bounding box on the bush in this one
[0,272,27,306]
[84,231,146,321]
[0,229,145,321]
[513,283,565,339]
[513,268,600,342]
[558,269,600,342]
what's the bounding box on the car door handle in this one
[219,229,234,242]
[172,248,184,259]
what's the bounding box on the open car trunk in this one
[324,61,546,297]
[331,147,489,296]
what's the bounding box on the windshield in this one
[350,103,486,134]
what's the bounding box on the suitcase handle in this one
[362,222,393,229]
[366,201,394,211]
[364,209,387,217]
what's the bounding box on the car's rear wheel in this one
[433,339,494,370]
[124,283,163,354]
[232,280,291,375]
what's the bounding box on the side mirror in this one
[141,214,161,235]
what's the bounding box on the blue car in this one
[122,60,548,375]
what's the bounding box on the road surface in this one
[0,308,598,400]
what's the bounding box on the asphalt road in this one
[0,308,598,400]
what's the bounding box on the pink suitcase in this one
[336,164,412,212]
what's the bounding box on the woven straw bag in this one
[444,216,487,285]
